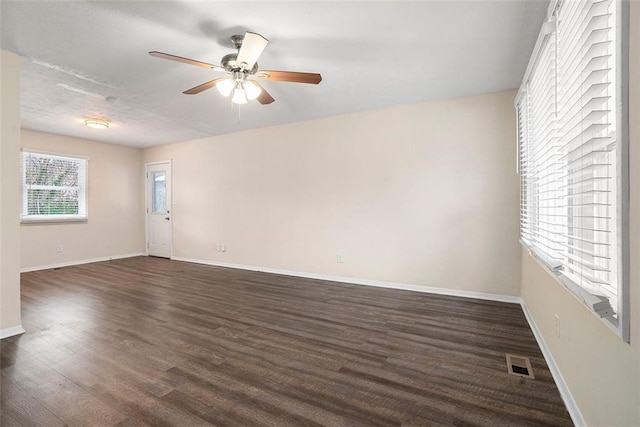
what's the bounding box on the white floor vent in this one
[506,354,535,379]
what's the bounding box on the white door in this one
[146,161,172,258]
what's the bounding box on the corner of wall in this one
[0,49,23,334]
[518,273,586,426]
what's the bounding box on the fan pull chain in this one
[229,96,242,123]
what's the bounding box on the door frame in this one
[145,160,173,258]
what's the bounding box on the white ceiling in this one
[1,1,548,148]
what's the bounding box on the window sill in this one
[520,240,628,343]
[21,216,88,224]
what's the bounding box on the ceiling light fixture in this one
[216,75,262,105]
[243,81,262,101]
[216,79,235,97]
[232,84,248,105]
[84,119,109,129]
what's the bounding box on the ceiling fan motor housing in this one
[221,53,258,74]
[221,34,259,73]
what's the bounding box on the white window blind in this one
[21,151,88,222]
[517,0,628,340]
[519,25,563,267]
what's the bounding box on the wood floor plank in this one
[1,256,573,426]
[1,357,126,426]
[0,371,67,427]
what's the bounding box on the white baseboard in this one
[170,256,522,304]
[0,325,25,339]
[20,252,146,273]
[520,301,585,427]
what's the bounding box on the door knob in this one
[165,217,170,220]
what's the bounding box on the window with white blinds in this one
[517,0,629,340]
[21,151,88,222]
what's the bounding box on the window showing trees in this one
[21,151,88,222]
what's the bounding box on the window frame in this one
[21,150,89,224]
[516,0,630,342]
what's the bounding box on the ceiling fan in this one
[149,32,322,105]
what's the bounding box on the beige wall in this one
[145,90,521,296]
[520,3,640,426]
[0,50,23,335]
[20,130,145,270]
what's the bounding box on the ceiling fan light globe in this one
[232,87,247,104]
[244,81,262,100]
[216,79,235,97]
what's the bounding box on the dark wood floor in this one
[1,256,572,426]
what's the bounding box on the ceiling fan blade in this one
[149,51,225,71]
[183,78,226,95]
[253,82,275,105]
[256,70,322,84]
[236,32,269,70]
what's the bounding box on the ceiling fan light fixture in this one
[84,119,109,129]
[216,78,235,97]
[150,30,322,106]
[232,85,247,104]
[243,81,262,100]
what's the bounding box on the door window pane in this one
[152,172,166,213]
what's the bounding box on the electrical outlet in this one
[56,244,63,253]
[216,243,222,252]
[221,244,227,253]
[554,314,560,338]
[337,254,344,263]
